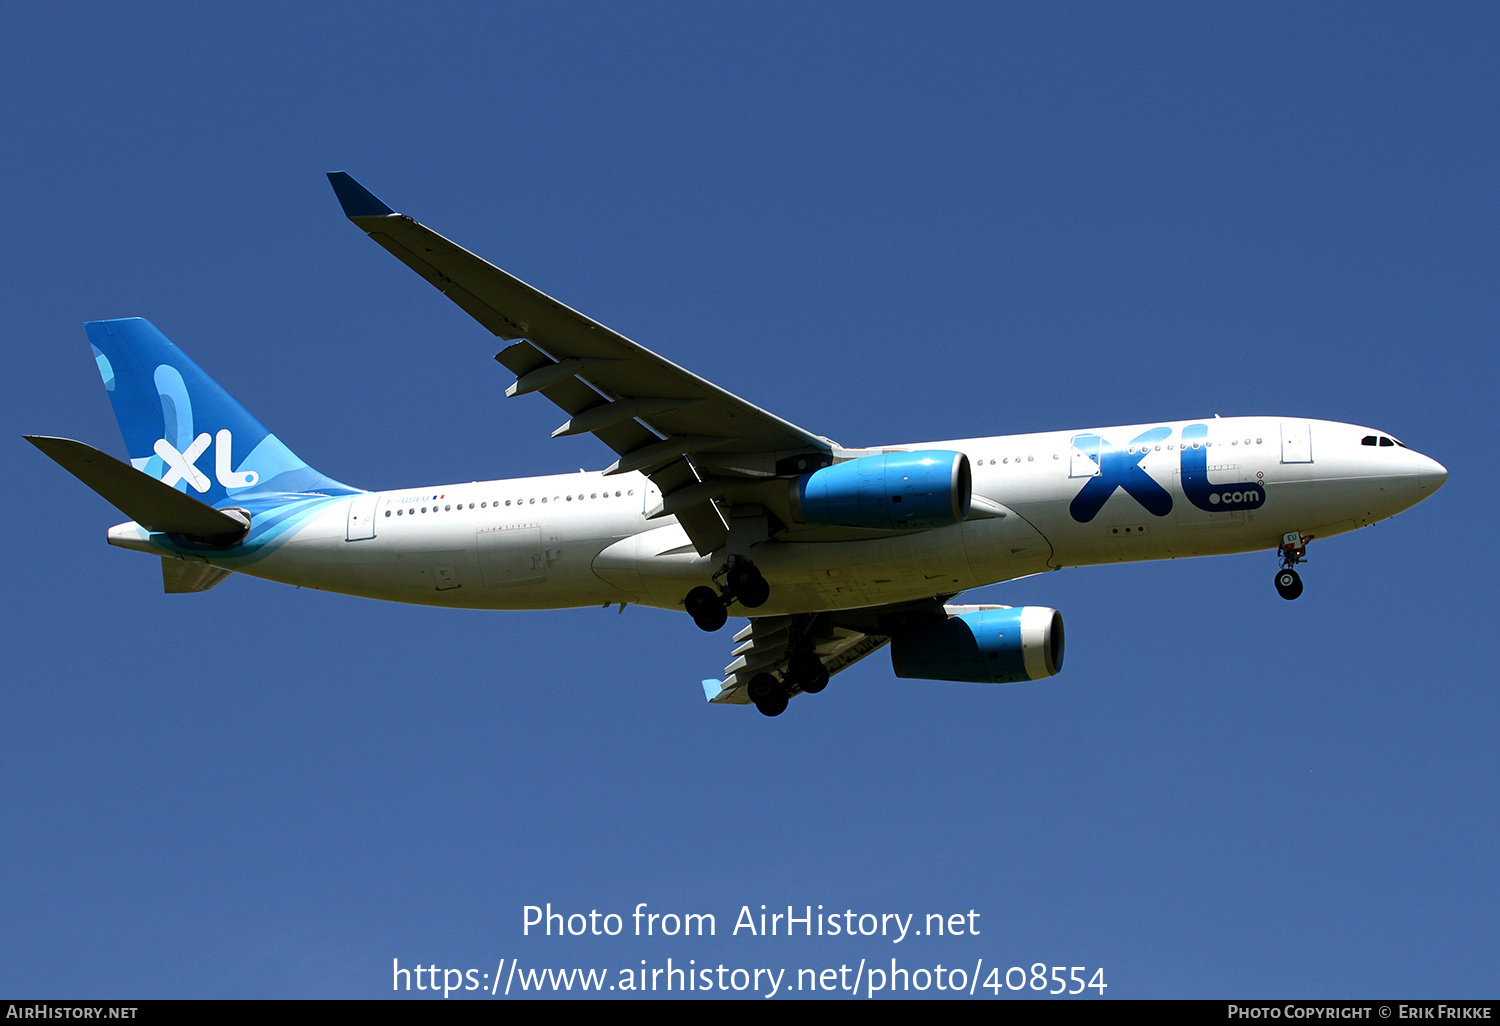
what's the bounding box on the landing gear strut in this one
[746,632,831,716]
[681,558,770,633]
[1274,532,1307,601]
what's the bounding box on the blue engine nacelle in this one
[890,607,1065,684]
[791,450,971,531]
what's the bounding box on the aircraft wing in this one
[327,172,833,555]
[702,598,1002,706]
[703,614,893,705]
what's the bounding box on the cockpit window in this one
[1379,436,1394,447]
[1362,436,1377,446]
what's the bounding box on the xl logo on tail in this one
[153,429,259,493]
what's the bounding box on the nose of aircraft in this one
[1368,445,1448,519]
[1414,452,1448,495]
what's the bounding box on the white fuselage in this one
[109,416,1447,615]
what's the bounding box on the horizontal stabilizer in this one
[162,557,234,593]
[25,435,248,540]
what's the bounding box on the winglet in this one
[326,171,395,218]
[702,679,727,702]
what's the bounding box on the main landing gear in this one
[1274,531,1308,601]
[747,649,831,717]
[682,557,769,632]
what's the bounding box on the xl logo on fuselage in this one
[1178,422,1264,513]
[154,429,259,493]
[1069,426,1173,523]
[1068,424,1265,523]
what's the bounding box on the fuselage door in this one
[346,493,379,541]
[1281,421,1313,464]
[478,525,546,586]
[1070,434,1103,478]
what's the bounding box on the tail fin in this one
[85,318,356,504]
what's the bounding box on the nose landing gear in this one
[1274,532,1308,600]
[682,558,770,632]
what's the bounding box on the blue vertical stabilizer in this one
[85,318,358,505]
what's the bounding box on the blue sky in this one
[2,2,1495,999]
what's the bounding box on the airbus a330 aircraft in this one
[29,173,1448,716]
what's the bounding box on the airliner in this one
[27,173,1448,716]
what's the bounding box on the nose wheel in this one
[1274,531,1309,601]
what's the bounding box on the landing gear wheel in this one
[755,691,788,717]
[738,576,770,609]
[1275,568,1303,601]
[788,651,829,694]
[685,586,727,631]
[728,563,770,609]
[747,672,787,716]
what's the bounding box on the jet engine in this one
[790,450,971,531]
[890,607,1064,684]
